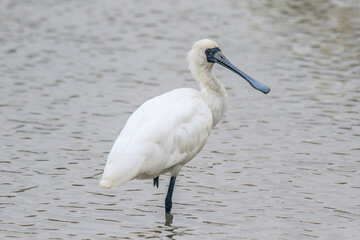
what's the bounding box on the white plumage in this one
[100,88,213,187]
[99,39,270,213]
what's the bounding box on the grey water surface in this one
[1,0,359,239]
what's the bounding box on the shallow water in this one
[0,0,359,239]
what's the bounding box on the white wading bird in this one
[99,39,270,214]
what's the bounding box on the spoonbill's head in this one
[187,39,270,94]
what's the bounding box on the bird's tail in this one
[99,157,141,189]
[99,178,113,189]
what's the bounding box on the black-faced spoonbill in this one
[99,39,270,214]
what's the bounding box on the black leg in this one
[165,176,176,214]
[153,176,159,188]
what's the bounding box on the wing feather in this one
[100,88,213,188]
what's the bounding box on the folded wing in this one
[99,88,213,188]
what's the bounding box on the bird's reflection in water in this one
[165,213,173,226]
[164,213,175,239]
[132,213,193,238]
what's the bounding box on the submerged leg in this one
[165,176,176,214]
[153,176,159,188]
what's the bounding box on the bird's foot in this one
[153,176,159,188]
[165,213,173,226]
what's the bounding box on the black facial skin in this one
[205,47,221,63]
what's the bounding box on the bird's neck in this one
[192,65,228,127]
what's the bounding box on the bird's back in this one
[99,88,213,188]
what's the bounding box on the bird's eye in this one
[205,49,211,55]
